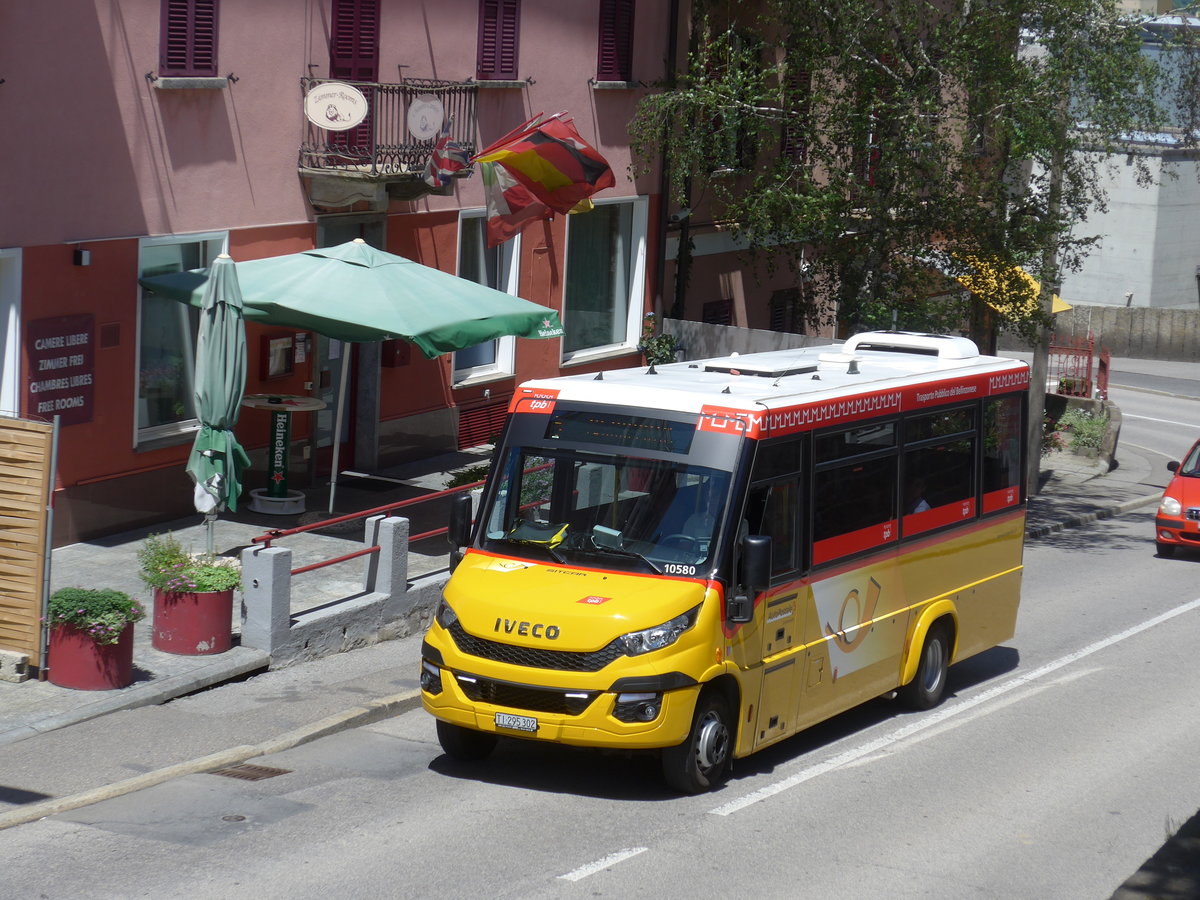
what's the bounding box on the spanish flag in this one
[473,112,615,215]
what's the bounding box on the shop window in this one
[562,197,647,360]
[454,213,517,383]
[137,233,225,444]
[159,0,219,77]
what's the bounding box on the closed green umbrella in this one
[189,254,251,551]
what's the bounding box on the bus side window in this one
[746,439,804,578]
[983,395,1024,496]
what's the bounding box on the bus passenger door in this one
[741,476,808,750]
[754,587,803,748]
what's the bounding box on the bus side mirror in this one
[448,492,473,559]
[728,534,771,623]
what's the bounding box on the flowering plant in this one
[46,588,146,645]
[637,312,680,366]
[137,532,242,593]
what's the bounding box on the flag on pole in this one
[473,112,615,214]
[423,117,471,188]
[481,161,552,247]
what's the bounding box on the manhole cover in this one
[211,764,291,781]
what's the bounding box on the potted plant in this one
[46,588,145,690]
[138,533,242,656]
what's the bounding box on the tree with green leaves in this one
[630,0,1197,487]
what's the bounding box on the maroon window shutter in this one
[780,64,811,163]
[159,0,218,77]
[328,0,380,155]
[477,0,521,80]
[597,0,635,82]
[329,0,380,81]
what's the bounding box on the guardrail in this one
[239,479,484,665]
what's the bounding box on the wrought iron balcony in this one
[299,77,477,187]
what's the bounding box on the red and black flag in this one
[473,112,615,215]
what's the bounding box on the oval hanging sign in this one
[407,94,444,141]
[304,82,369,131]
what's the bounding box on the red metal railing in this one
[250,479,486,577]
[1048,331,1110,400]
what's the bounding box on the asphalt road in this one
[1,355,1197,898]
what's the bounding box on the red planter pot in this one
[48,623,134,690]
[152,588,234,655]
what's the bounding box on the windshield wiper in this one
[494,537,566,564]
[584,543,662,574]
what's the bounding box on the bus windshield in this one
[479,447,733,575]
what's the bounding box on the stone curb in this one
[1026,492,1162,540]
[0,687,423,832]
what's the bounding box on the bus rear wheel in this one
[436,720,498,761]
[662,690,732,794]
[899,622,950,711]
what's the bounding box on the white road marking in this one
[709,597,1200,817]
[558,847,649,882]
[1120,414,1200,429]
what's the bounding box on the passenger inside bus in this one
[906,477,931,514]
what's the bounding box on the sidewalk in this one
[0,446,491,746]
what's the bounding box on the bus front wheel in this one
[662,690,732,794]
[436,720,498,761]
[899,622,950,711]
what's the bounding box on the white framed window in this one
[562,196,647,362]
[0,248,21,418]
[136,231,226,446]
[453,211,518,384]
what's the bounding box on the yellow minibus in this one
[421,331,1028,792]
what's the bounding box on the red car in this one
[1156,437,1200,557]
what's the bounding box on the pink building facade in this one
[0,1,678,545]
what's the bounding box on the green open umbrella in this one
[140,239,564,355]
[189,254,251,551]
[141,239,564,513]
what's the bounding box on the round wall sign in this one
[407,94,445,141]
[304,82,369,132]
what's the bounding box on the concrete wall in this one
[999,303,1200,362]
[662,319,834,361]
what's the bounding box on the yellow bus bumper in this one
[421,657,701,751]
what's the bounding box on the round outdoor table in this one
[241,394,326,515]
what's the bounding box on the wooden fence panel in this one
[0,416,55,668]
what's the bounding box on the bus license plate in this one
[495,712,538,733]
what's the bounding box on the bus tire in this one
[1157,542,1176,558]
[661,690,732,794]
[899,622,950,711]
[436,720,498,761]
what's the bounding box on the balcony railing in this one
[299,77,477,179]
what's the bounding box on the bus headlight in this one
[1160,496,1183,517]
[614,692,663,722]
[420,660,443,694]
[435,599,458,629]
[619,607,699,656]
